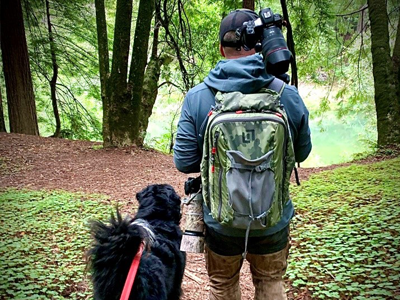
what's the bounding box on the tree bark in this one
[105,0,133,147]
[127,0,156,145]
[367,0,400,146]
[45,0,61,137]
[1,0,39,135]
[95,0,156,147]
[94,0,110,144]
[138,12,172,146]
[0,88,6,132]
[242,0,254,11]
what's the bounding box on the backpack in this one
[200,78,296,249]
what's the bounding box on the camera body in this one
[236,8,292,78]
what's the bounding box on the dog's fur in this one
[88,184,186,300]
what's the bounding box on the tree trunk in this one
[1,0,39,135]
[127,0,156,144]
[45,0,61,137]
[367,0,400,146]
[138,9,174,146]
[242,0,254,10]
[95,0,156,147]
[138,20,162,146]
[105,0,133,147]
[0,88,6,132]
[94,0,110,144]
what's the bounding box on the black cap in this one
[219,9,258,47]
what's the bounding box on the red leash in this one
[119,243,144,300]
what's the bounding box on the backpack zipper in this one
[210,112,286,131]
[210,131,222,221]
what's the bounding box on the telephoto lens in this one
[180,178,205,253]
[261,26,292,76]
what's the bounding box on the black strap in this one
[267,77,285,95]
[294,166,300,186]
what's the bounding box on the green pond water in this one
[301,113,375,167]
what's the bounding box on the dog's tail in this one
[88,210,156,299]
[129,218,156,251]
[89,209,155,259]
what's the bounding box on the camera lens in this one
[261,27,292,75]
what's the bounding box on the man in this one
[173,9,312,300]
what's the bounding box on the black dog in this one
[88,184,186,300]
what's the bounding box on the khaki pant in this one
[204,242,290,300]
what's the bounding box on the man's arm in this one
[173,96,202,174]
[281,86,312,163]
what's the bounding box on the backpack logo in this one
[242,129,255,143]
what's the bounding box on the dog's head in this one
[135,184,181,223]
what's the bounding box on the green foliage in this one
[0,190,115,299]
[144,88,181,153]
[288,157,400,299]
[273,0,377,130]
[183,0,222,84]
[20,0,102,140]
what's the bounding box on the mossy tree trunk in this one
[106,0,134,147]
[126,0,156,146]
[95,0,155,147]
[368,0,400,146]
[138,8,173,146]
[1,0,39,135]
[138,21,162,146]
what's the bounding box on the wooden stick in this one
[184,269,203,285]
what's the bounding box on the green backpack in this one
[201,79,296,240]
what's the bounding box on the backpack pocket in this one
[226,150,275,229]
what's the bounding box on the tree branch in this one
[157,0,193,91]
[110,0,133,87]
[336,4,368,17]
[157,80,183,91]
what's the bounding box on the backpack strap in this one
[268,78,302,185]
[267,77,285,95]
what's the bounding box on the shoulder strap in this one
[267,77,285,95]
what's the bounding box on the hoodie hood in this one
[204,54,274,94]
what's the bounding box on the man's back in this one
[174,54,311,174]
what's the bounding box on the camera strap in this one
[267,77,285,95]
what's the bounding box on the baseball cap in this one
[219,9,259,47]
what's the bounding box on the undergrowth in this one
[0,157,399,299]
[0,190,115,300]
[288,157,400,299]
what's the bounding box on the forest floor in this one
[0,132,398,300]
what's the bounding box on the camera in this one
[236,8,292,78]
[184,176,201,195]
